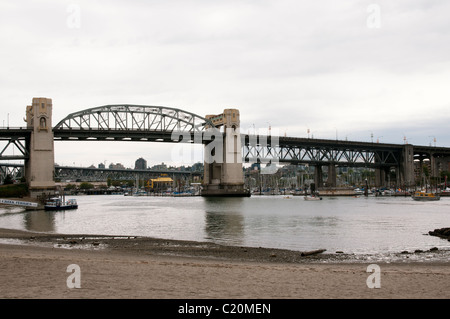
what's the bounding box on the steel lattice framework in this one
[243,135,403,168]
[0,128,31,160]
[0,164,24,183]
[0,163,201,183]
[53,105,215,142]
[54,165,201,182]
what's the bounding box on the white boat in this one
[133,190,147,196]
[304,195,322,201]
[45,197,78,211]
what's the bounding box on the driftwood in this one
[301,249,326,257]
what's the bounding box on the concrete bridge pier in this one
[24,98,56,199]
[399,144,415,188]
[201,109,250,197]
[375,167,389,188]
[429,154,450,181]
[314,164,323,188]
[327,164,337,187]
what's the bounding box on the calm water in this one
[1,195,449,258]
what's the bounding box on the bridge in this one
[0,163,201,183]
[1,97,450,198]
[244,135,450,187]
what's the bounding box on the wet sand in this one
[0,228,449,299]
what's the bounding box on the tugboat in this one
[411,191,440,201]
[44,195,78,211]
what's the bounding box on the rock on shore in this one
[428,227,450,241]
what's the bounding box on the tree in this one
[3,174,14,185]
[79,182,94,190]
[65,184,77,190]
[440,171,450,180]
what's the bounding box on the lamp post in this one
[428,136,436,147]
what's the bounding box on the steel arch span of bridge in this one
[53,104,216,142]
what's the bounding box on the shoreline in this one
[1,227,449,264]
[1,227,449,299]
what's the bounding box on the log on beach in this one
[301,249,326,257]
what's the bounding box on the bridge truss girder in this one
[63,166,202,182]
[53,105,215,134]
[0,128,32,161]
[0,164,24,183]
[54,166,201,182]
[0,164,201,183]
[243,135,402,168]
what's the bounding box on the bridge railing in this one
[0,126,33,130]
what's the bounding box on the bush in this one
[79,182,94,189]
[0,183,29,197]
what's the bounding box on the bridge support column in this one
[375,167,388,188]
[25,98,56,198]
[202,109,250,197]
[433,155,450,180]
[327,164,337,187]
[399,144,415,189]
[314,165,323,188]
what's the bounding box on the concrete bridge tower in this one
[202,109,250,197]
[24,97,56,197]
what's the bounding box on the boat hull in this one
[44,205,78,211]
[304,196,322,201]
[412,197,440,201]
[411,192,440,201]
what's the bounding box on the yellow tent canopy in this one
[149,177,173,188]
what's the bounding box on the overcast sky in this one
[1,0,449,168]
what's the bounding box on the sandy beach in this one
[0,228,449,299]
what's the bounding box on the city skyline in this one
[1,1,449,168]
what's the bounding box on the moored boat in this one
[304,195,322,201]
[44,197,78,210]
[411,191,440,201]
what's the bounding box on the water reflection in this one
[203,197,245,245]
[0,207,57,233]
[23,210,56,232]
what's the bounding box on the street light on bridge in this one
[428,136,436,147]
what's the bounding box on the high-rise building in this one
[135,157,147,170]
[109,163,125,170]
